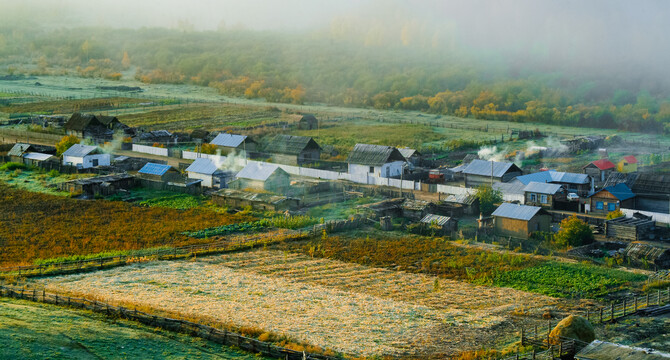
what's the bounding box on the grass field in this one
[0,97,149,115]
[0,168,93,196]
[0,186,253,266]
[40,249,561,357]
[0,298,263,359]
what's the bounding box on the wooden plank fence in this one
[0,285,338,360]
[580,287,670,324]
[0,231,309,278]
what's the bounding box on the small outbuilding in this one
[583,159,616,183]
[212,189,300,211]
[624,242,670,269]
[492,202,551,240]
[297,114,318,130]
[617,155,638,173]
[185,158,233,188]
[64,113,128,139]
[62,144,111,169]
[210,133,256,154]
[264,134,322,166]
[136,162,181,182]
[347,143,407,178]
[588,183,635,215]
[420,213,458,234]
[233,162,290,194]
[398,147,422,167]
[7,143,56,163]
[462,160,522,188]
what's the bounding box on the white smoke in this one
[478,145,508,162]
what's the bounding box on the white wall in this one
[621,208,670,225]
[188,171,214,187]
[63,154,111,169]
[348,161,404,178]
[132,144,169,157]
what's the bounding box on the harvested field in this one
[42,250,562,357]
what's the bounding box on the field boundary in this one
[0,285,339,360]
[0,231,309,278]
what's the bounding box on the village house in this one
[185,158,233,188]
[605,172,670,213]
[398,147,422,167]
[347,143,407,178]
[462,159,522,188]
[7,143,56,163]
[232,162,291,194]
[297,114,318,130]
[583,158,616,184]
[210,133,257,155]
[137,130,174,145]
[492,202,551,240]
[587,183,635,215]
[512,170,592,196]
[523,182,564,209]
[136,163,182,182]
[264,134,322,166]
[62,144,111,169]
[64,113,129,140]
[617,155,638,173]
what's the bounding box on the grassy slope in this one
[0,298,262,359]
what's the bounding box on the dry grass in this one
[40,249,565,357]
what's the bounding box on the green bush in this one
[0,162,26,171]
[47,169,60,177]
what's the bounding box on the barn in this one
[64,113,128,140]
[462,160,522,188]
[233,162,291,194]
[264,135,322,166]
[62,144,111,169]
[347,143,407,178]
[492,202,551,240]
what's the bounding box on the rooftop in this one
[398,147,420,159]
[420,214,453,226]
[347,143,406,166]
[210,133,249,148]
[623,155,638,164]
[585,158,616,170]
[515,170,589,185]
[214,189,295,205]
[462,159,521,178]
[138,163,174,176]
[236,162,283,181]
[592,183,635,201]
[524,181,563,195]
[22,152,53,161]
[62,144,98,157]
[492,202,544,221]
[7,143,33,157]
[186,158,221,175]
[265,134,321,155]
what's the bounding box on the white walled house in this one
[347,144,407,178]
[185,158,232,188]
[62,144,111,169]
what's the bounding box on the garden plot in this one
[42,250,559,357]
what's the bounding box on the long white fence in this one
[132,144,169,157]
[621,208,670,225]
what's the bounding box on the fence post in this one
[520,328,525,346]
[634,296,638,312]
[600,307,603,323]
[659,289,662,305]
[623,299,626,317]
[611,302,614,322]
[647,293,650,307]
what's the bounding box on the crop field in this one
[0,186,253,266]
[0,167,94,196]
[279,233,647,299]
[0,298,262,359]
[40,249,562,357]
[0,97,150,115]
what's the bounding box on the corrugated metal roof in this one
[420,214,452,226]
[462,159,520,178]
[492,202,542,221]
[585,158,616,170]
[524,181,563,194]
[592,183,635,201]
[398,147,420,159]
[186,158,221,175]
[236,162,283,181]
[514,170,589,185]
[22,152,53,161]
[493,180,528,195]
[8,143,32,157]
[442,193,477,205]
[138,163,174,176]
[210,133,247,148]
[347,143,406,166]
[265,135,321,155]
[62,144,98,157]
[576,340,670,360]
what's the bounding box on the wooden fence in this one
[0,285,337,360]
[579,287,670,324]
[0,231,309,278]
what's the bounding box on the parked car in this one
[567,192,580,201]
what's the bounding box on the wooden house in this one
[604,173,670,213]
[233,162,290,194]
[210,133,256,155]
[136,163,181,182]
[524,182,564,209]
[347,144,406,179]
[617,155,638,173]
[64,113,128,140]
[462,160,522,188]
[62,144,111,169]
[297,114,318,130]
[492,202,551,240]
[587,183,635,215]
[583,159,616,184]
[265,135,321,166]
[420,213,458,234]
[185,158,232,188]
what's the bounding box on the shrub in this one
[476,184,503,216]
[0,162,26,171]
[47,169,60,177]
[606,209,624,220]
[56,135,80,156]
[553,215,594,248]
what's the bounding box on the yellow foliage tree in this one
[56,135,80,156]
[121,51,131,68]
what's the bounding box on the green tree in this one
[56,135,80,156]
[554,215,594,248]
[476,185,503,216]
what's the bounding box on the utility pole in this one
[490,159,494,186]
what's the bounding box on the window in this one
[540,195,548,204]
[91,159,99,167]
[596,201,604,210]
[530,194,536,202]
[369,166,374,173]
[608,203,616,211]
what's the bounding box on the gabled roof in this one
[62,144,98,157]
[492,202,545,221]
[584,158,616,170]
[7,143,33,157]
[623,155,638,164]
[299,114,317,123]
[347,144,406,166]
[265,135,321,155]
[524,181,563,195]
[236,162,286,181]
[462,159,521,178]
[493,181,527,195]
[23,152,53,161]
[515,170,589,185]
[65,113,119,131]
[398,147,421,159]
[186,158,221,175]
[420,214,453,226]
[138,163,174,176]
[605,172,670,195]
[592,183,635,201]
[210,133,249,148]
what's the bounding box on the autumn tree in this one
[200,143,218,155]
[554,215,594,248]
[56,135,80,156]
[121,51,131,68]
[476,185,503,216]
[606,209,624,220]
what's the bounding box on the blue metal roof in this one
[523,181,563,195]
[138,163,173,176]
[492,202,543,221]
[186,158,220,175]
[515,170,589,185]
[210,133,247,148]
[462,159,520,178]
[62,144,98,157]
[593,183,636,201]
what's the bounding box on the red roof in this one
[585,159,616,170]
[623,155,638,164]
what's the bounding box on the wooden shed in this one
[588,183,635,215]
[65,113,128,140]
[297,114,318,130]
[212,189,299,211]
[583,158,616,184]
[624,243,670,269]
[462,160,522,188]
[264,134,321,166]
[604,215,655,241]
[492,202,551,240]
[420,213,458,234]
